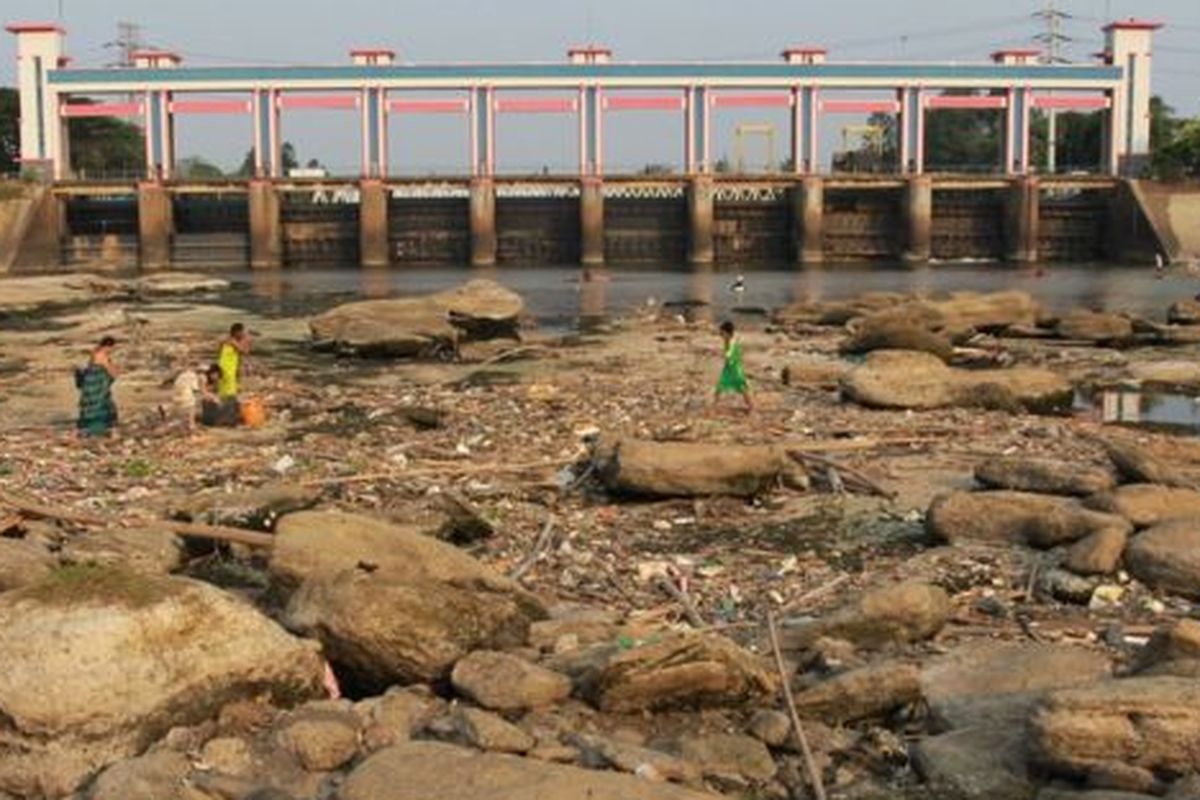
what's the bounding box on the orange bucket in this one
[240,397,267,428]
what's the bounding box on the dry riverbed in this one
[2,272,1200,799]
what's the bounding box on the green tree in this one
[236,141,300,177]
[177,156,224,179]
[67,115,145,178]
[1,88,18,175]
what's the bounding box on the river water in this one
[219,261,1196,329]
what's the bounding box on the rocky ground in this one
[2,272,1200,799]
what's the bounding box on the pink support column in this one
[268,88,281,178]
[684,88,694,173]
[360,88,370,178]
[914,88,926,175]
[159,90,173,180]
[252,91,263,177]
[378,89,389,177]
[790,86,802,173]
[595,86,605,176]
[578,85,588,177]
[143,90,155,180]
[702,85,711,173]
[1020,85,1032,175]
[469,90,478,177]
[486,87,496,176]
[808,87,820,174]
[898,87,911,174]
[1005,88,1016,175]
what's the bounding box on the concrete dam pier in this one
[7,174,1157,272]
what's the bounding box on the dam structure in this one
[3,19,1168,270]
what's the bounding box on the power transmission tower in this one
[104,21,144,68]
[1033,1,1072,173]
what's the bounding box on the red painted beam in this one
[389,98,469,114]
[170,99,252,114]
[926,95,1008,110]
[495,97,578,114]
[604,96,685,112]
[1032,95,1110,110]
[61,102,142,118]
[278,95,359,111]
[711,93,792,109]
[820,99,901,115]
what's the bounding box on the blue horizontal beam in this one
[48,62,1123,87]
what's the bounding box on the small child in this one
[171,365,204,432]
[714,320,753,413]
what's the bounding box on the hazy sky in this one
[3,0,1198,174]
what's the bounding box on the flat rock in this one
[59,527,183,575]
[572,734,701,784]
[792,661,920,724]
[451,651,571,711]
[453,708,534,754]
[1125,519,1200,599]
[919,641,1111,732]
[780,357,849,388]
[275,707,361,772]
[591,436,802,498]
[1168,298,1200,325]
[841,350,1072,412]
[339,742,716,800]
[360,688,439,752]
[1129,360,1200,387]
[85,750,192,800]
[676,733,776,782]
[270,510,543,618]
[1087,484,1200,528]
[310,280,523,356]
[180,482,322,530]
[1056,310,1134,342]
[1031,677,1200,790]
[840,314,954,361]
[285,567,537,690]
[0,567,324,798]
[593,632,776,713]
[135,273,230,296]
[927,490,1131,548]
[781,581,951,652]
[0,537,54,592]
[1064,527,1129,576]
[974,457,1115,497]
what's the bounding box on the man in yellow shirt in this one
[217,323,252,400]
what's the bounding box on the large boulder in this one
[310,280,523,356]
[791,661,921,724]
[840,314,954,361]
[1030,677,1200,791]
[450,651,571,712]
[1086,485,1200,528]
[1124,520,1200,599]
[841,350,1072,412]
[338,741,715,800]
[591,437,803,498]
[0,566,324,798]
[1101,439,1194,488]
[593,632,777,713]
[918,290,1044,335]
[284,567,537,691]
[1064,527,1129,576]
[0,537,54,592]
[974,457,1115,497]
[912,724,1036,800]
[1055,310,1134,343]
[927,491,1131,548]
[780,581,951,652]
[270,510,543,617]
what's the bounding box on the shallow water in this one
[208,261,1198,329]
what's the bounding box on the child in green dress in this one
[714,321,753,413]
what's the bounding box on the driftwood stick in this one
[655,576,707,629]
[509,514,556,580]
[787,450,896,500]
[0,489,274,549]
[301,458,569,487]
[767,611,829,800]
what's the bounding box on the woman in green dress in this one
[76,336,119,437]
[714,321,753,413]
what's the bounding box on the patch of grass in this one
[21,563,174,609]
[124,459,155,479]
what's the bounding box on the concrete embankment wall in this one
[1129,180,1200,263]
[0,182,37,273]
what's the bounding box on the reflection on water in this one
[191,261,1198,331]
[1077,388,1200,435]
